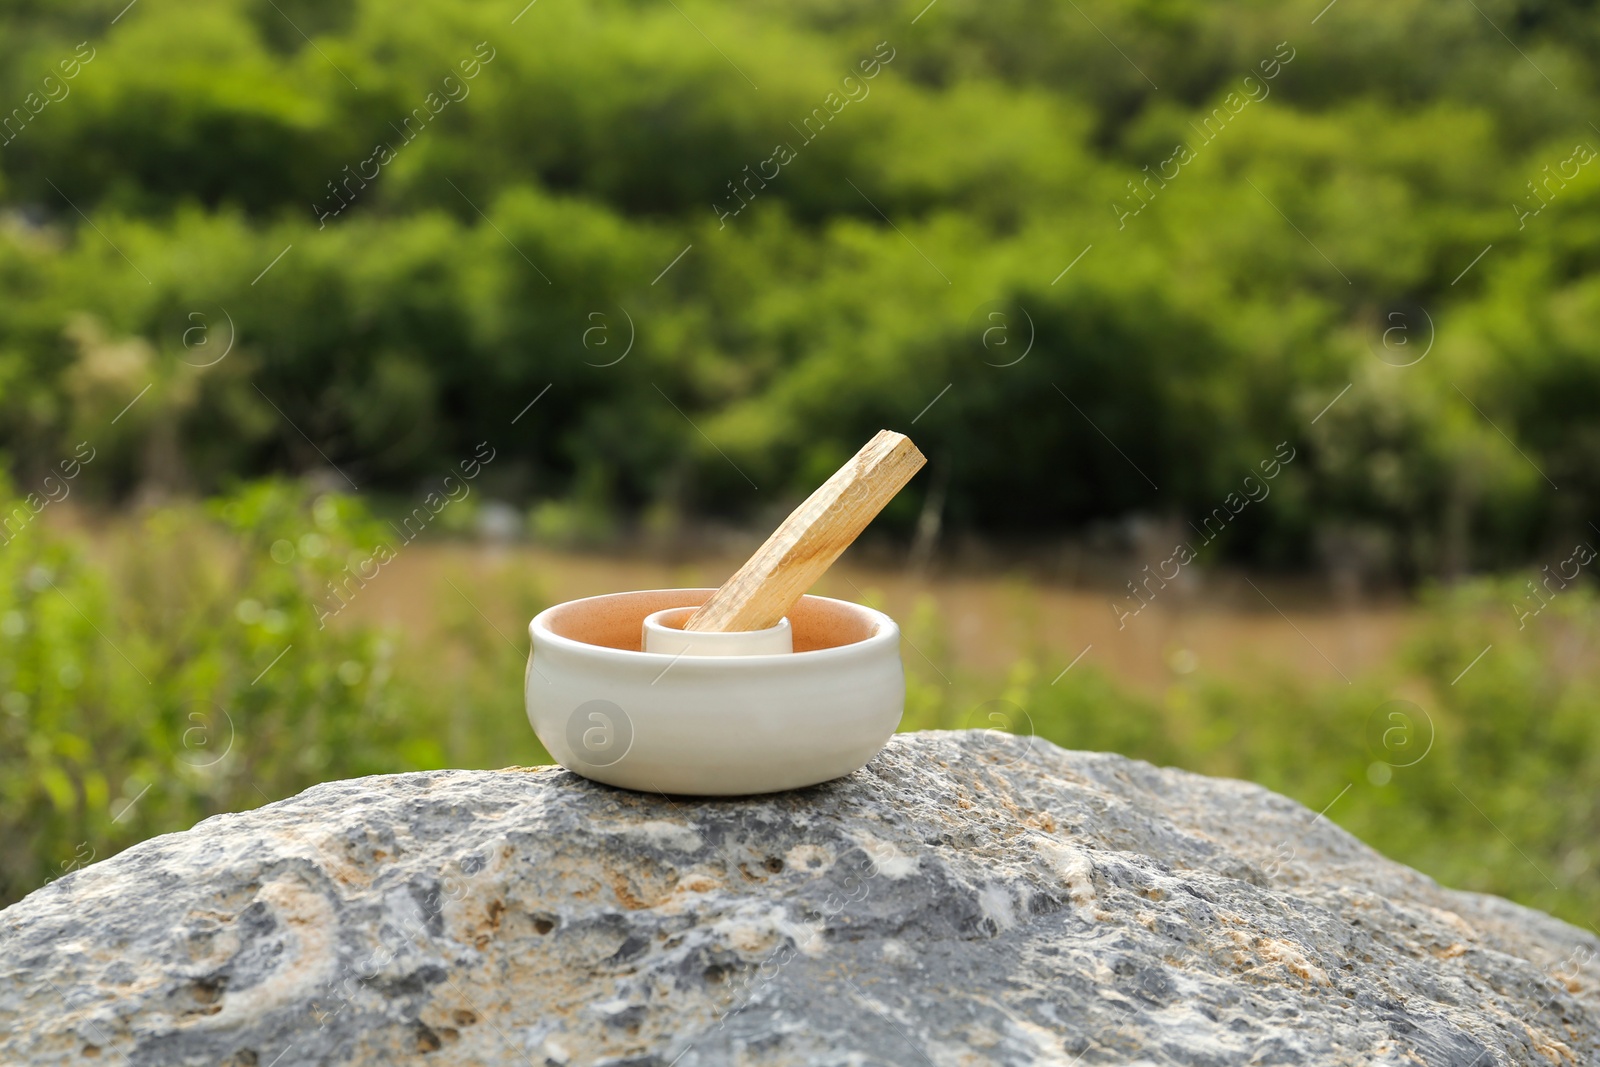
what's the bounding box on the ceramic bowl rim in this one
[529,588,899,666]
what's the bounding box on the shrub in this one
[0,477,548,904]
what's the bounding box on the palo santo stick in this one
[684,430,927,633]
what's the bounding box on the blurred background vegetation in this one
[0,0,1596,929]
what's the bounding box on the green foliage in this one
[0,477,548,904]
[0,0,1595,574]
[904,577,1600,929]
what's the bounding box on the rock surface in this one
[1,731,1596,1066]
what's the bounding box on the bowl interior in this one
[540,589,879,653]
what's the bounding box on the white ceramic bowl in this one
[526,588,904,795]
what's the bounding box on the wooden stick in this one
[684,430,927,633]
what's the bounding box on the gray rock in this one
[1,730,1595,1066]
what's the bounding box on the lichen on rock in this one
[1,730,1595,1065]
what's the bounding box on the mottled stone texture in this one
[1,731,1595,1065]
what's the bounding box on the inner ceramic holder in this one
[641,606,793,656]
[526,588,903,795]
